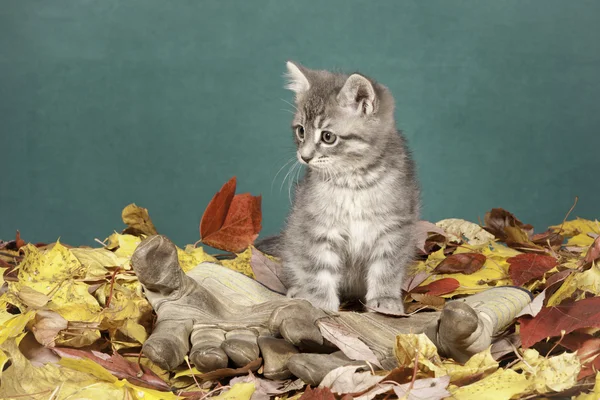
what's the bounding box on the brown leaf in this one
[507,253,558,286]
[484,208,534,241]
[53,347,170,391]
[413,278,460,296]
[561,333,600,380]
[317,320,382,368]
[0,230,27,251]
[415,221,447,253]
[250,248,286,294]
[531,229,564,248]
[402,271,429,293]
[121,204,158,236]
[16,286,50,309]
[433,253,486,275]
[519,296,600,348]
[200,177,262,253]
[583,236,600,264]
[410,293,446,310]
[197,357,262,381]
[31,310,68,347]
[298,386,336,400]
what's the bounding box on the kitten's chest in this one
[310,183,392,252]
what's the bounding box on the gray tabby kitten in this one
[272,61,420,314]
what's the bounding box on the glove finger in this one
[190,327,228,372]
[143,319,193,371]
[221,328,260,367]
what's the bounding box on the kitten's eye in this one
[295,125,305,141]
[321,131,337,145]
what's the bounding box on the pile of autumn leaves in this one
[0,176,599,399]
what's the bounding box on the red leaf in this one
[518,297,600,348]
[200,177,262,253]
[413,278,460,296]
[433,253,486,275]
[53,348,170,391]
[299,386,336,400]
[507,253,557,286]
[560,333,600,380]
[200,177,237,238]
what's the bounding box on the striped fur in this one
[276,62,420,313]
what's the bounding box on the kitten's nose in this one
[300,154,313,163]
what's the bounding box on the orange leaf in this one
[200,177,262,253]
[200,177,237,238]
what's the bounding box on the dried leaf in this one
[230,372,304,398]
[484,208,534,240]
[550,218,600,237]
[415,221,448,252]
[53,347,170,391]
[200,177,262,252]
[250,247,286,294]
[516,289,546,318]
[299,386,336,400]
[121,204,158,236]
[410,293,445,309]
[393,375,450,400]
[16,286,50,308]
[317,320,382,368]
[413,278,460,296]
[402,271,429,293]
[435,218,495,245]
[519,297,600,348]
[319,365,384,395]
[507,253,557,286]
[433,253,486,275]
[584,236,600,264]
[31,310,68,347]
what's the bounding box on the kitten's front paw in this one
[366,297,405,315]
[287,288,340,312]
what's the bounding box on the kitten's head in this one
[284,61,397,176]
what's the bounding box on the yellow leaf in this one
[70,247,130,278]
[441,347,499,382]
[0,311,35,345]
[450,368,530,400]
[394,333,442,374]
[114,234,143,258]
[221,248,255,278]
[0,337,127,399]
[212,382,256,400]
[550,218,600,237]
[178,245,218,273]
[122,203,158,235]
[435,218,495,245]
[575,371,600,400]
[566,233,595,248]
[547,263,600,306]
[513,349,581,394]
[174,366,203,378]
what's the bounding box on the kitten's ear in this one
[285,61,310,97]
[337,74,376,115]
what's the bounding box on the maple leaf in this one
[121,203,158,236]
[200,177,262,253]
[519,297,600,348]
[433,253,486,275]
[507,253,558,286]
[413,278,460,296]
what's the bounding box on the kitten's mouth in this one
[308,157,330,169]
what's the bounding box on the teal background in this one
[1,0,599,247]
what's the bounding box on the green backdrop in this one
[1,0,599,247]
